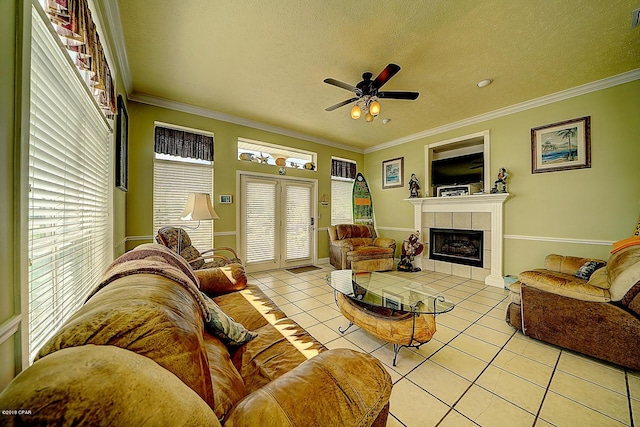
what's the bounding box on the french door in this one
[240,174,315,272]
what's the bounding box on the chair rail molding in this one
[0,315,22,346]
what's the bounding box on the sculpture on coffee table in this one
[397,231,424,272]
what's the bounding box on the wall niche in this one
[424,130,491,197]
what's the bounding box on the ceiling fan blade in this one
[324,78,358,93]
[325,97,359,111]
[372,64,401,90]
[378,91,420,100]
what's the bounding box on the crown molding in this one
[365,68,640,154]
[99,0,133,96]
[129,93,363,153]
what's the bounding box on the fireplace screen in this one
[429,228,483,267]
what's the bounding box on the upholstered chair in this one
[328,224,396,272]
[156,226,241,270]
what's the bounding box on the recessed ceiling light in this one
[477,79,493,88]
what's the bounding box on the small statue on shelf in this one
[490,167,508,193]
[397,231,424,272]
[408,173,420,198]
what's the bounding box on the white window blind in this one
[331,179,354,225]
[285,184,311,261]
[331,158,356,225]
[28,5,112,361]
[153,157,214,251]
[243,180,277,264]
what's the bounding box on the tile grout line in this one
[391,291,516,424]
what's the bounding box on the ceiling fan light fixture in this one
[365,111,374,122]
[369,100,381,116]
[350,105,361,119]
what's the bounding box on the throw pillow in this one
[200,292,257,346]
[576,260,606,280]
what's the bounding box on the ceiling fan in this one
[324,63,419,122]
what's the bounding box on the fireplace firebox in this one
[429,228,483,267]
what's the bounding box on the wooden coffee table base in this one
[336,293,436,366]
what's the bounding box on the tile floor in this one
[247,265,639,427]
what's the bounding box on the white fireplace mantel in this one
[406,193,510,287]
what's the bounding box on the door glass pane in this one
[245,180,276,264]
[285,184,311,261]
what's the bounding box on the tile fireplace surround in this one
[407,193,510,287]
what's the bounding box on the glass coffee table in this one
[326,270,455,366]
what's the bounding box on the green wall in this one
[124,101,364,259]
[366,80,640,275]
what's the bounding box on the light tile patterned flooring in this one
[247,265,639,427]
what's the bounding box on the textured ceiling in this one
[116,0,640,150]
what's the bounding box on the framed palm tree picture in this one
[531,116,591,173]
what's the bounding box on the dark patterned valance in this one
[154,127,214,161]
[331,158,357,179]
[42,0,116,116]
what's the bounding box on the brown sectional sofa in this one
[506,246,640,370]
[0,244,392,426]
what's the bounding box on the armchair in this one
[506,244,640,370]
[156,226,241,270]
[328,224,396,272]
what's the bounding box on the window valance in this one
[331,158,357,179]
[41,0,116,116]
[155,126,214,161]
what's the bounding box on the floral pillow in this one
[200,292,257,346]
[576,261,606,280]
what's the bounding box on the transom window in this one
[237,138,316,169]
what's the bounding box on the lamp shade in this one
[180,193,219,220]
[369,100,381,116]
[350,105,361,119]
[365,111,374,122]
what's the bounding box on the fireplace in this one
[429,228,483,268]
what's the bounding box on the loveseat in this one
[506,244,640,370]
[328,224,396,272]
[0,244,392,426]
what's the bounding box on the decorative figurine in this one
[397,231,424,272]
[239,152,254,161]
[256,152,270,164]
[408,173,420,198]
[490,167,508,193]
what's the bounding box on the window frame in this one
[330,157,357,225]
[22,1,114,364]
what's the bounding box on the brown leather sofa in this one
[506,246,640,370]
[328,224,396,272]
[0,244,392,426]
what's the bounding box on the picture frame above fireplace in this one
[531,116,591,174]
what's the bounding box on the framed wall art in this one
[531,116,591,174]
[115,94,129,191]
[382,157,404,189]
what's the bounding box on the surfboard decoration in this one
[352,172,374,226]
